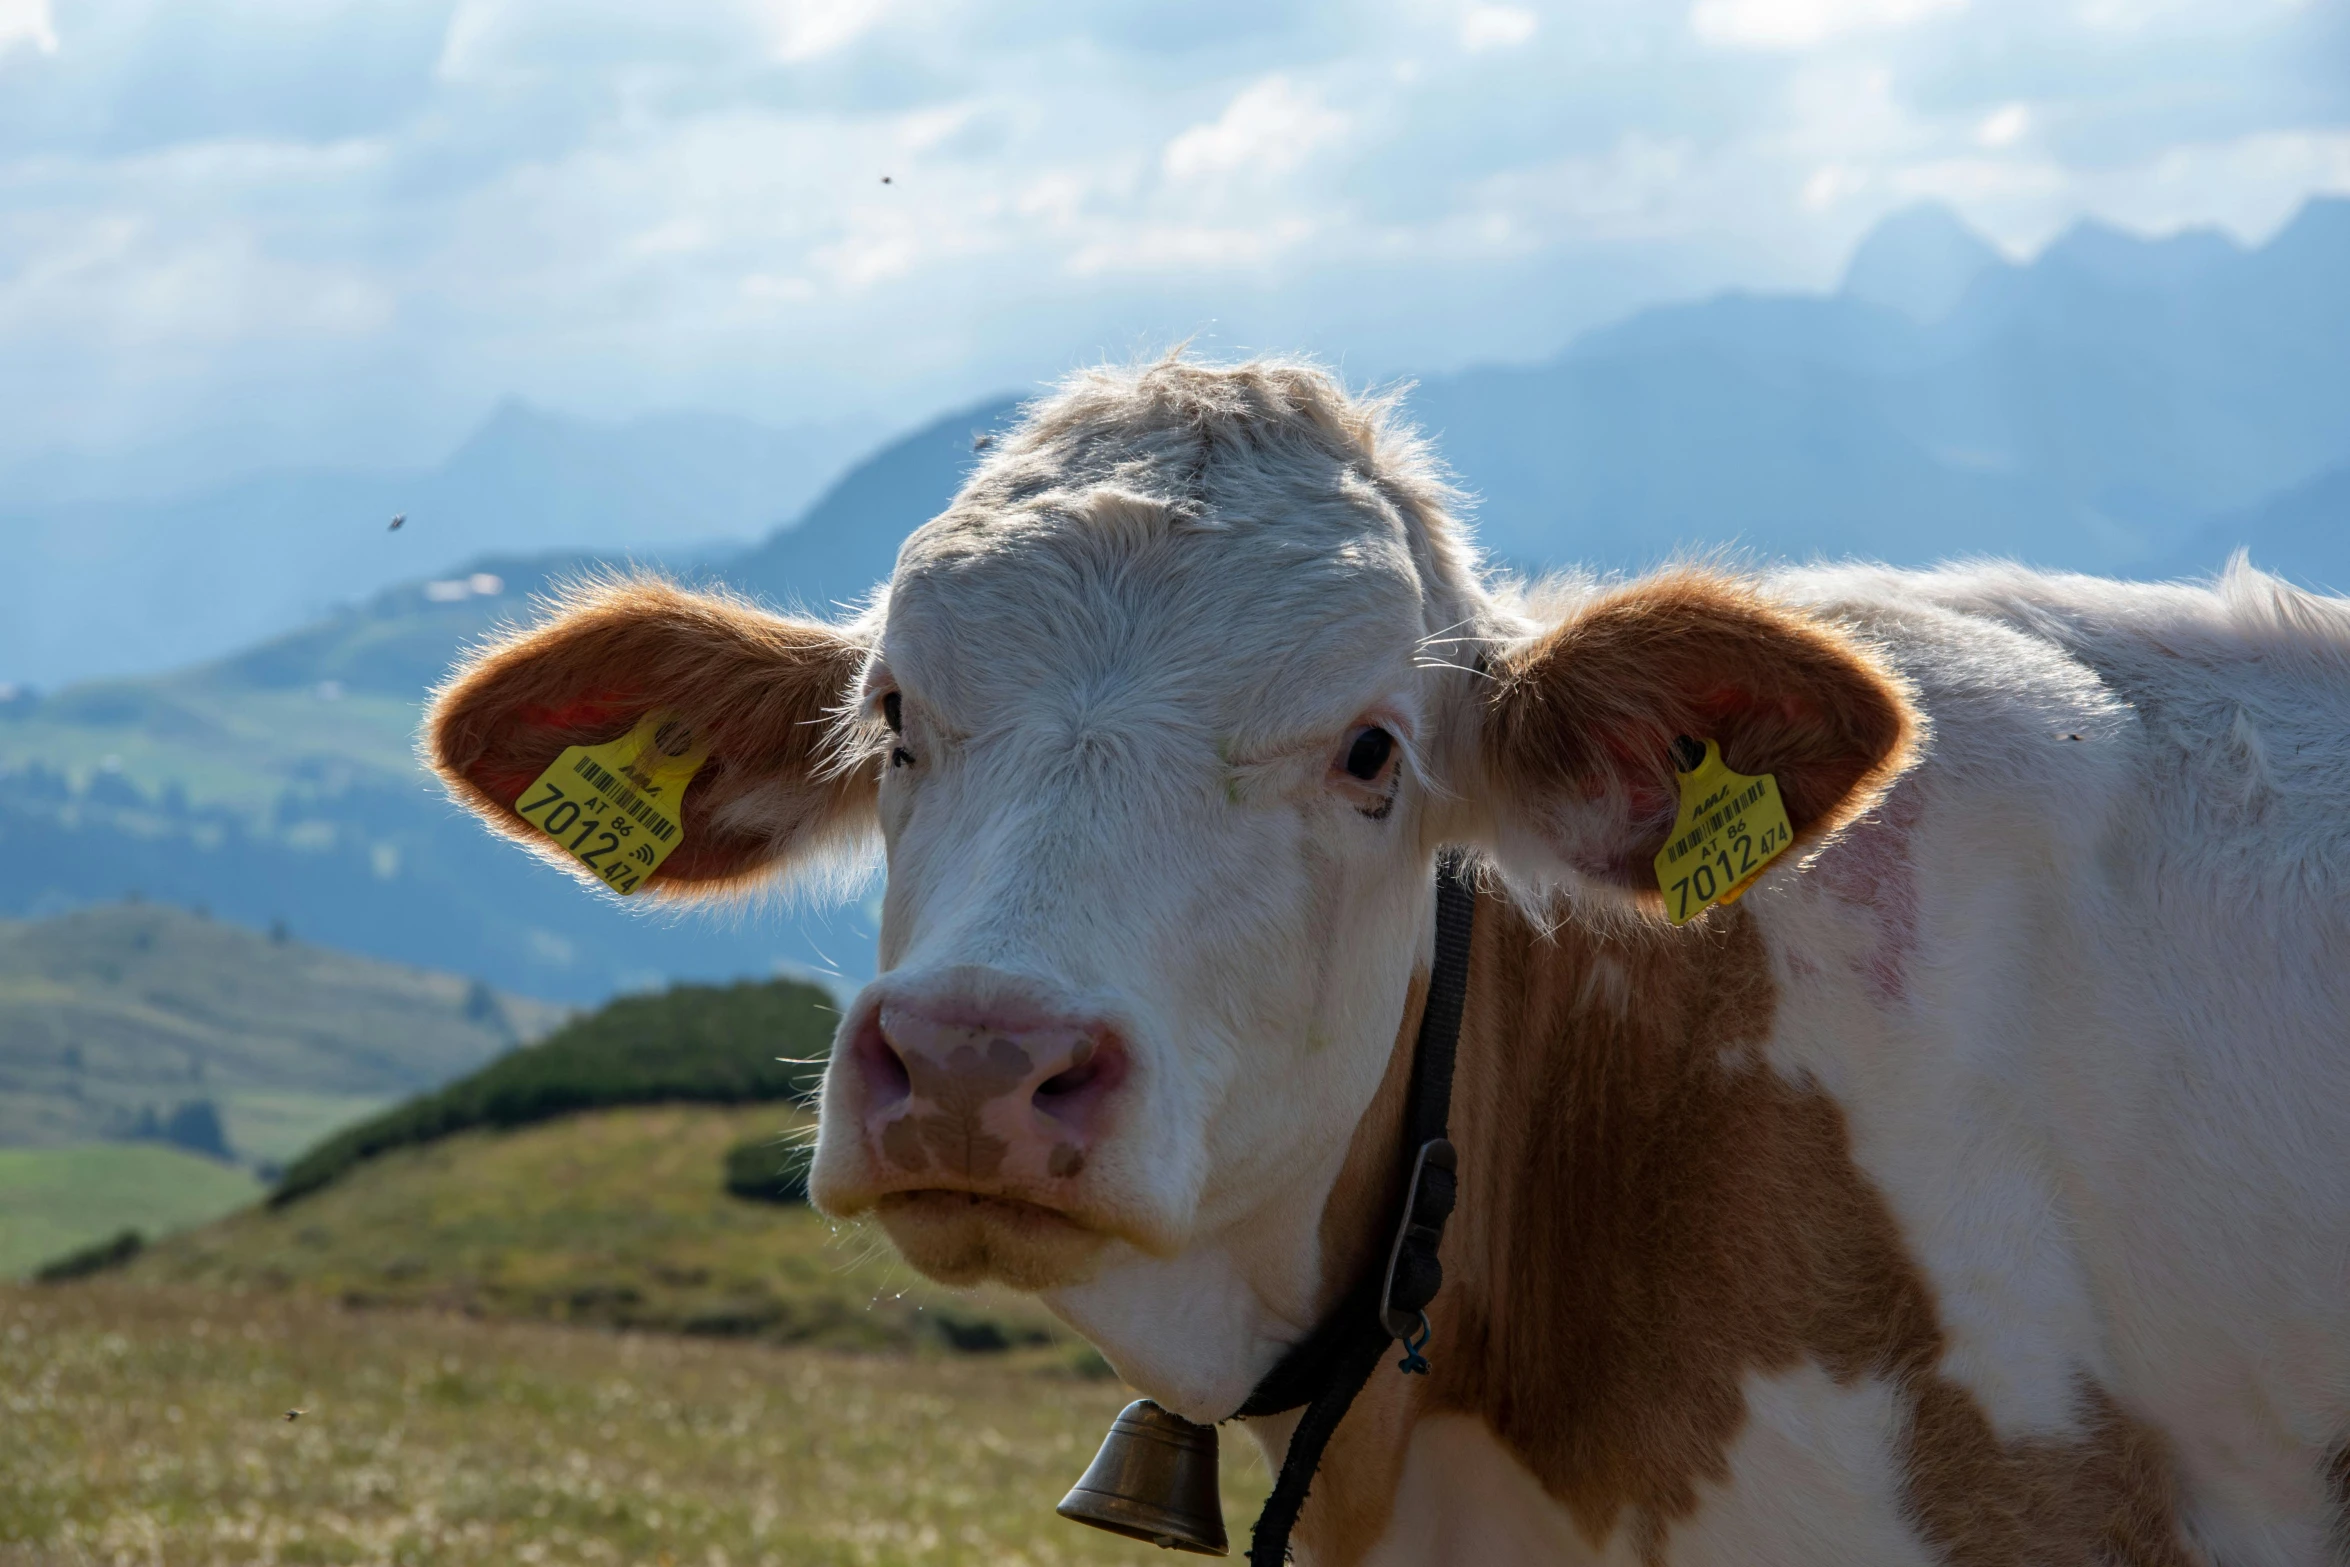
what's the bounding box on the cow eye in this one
[1342,726,1395,781]
[878,692,915,768]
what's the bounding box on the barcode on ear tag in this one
[1652,739,1794,927]
[513,712,707,895]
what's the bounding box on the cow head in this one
[428,356,1913,1420]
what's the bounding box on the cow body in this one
[428,359,2350,1563]
[1298,567,2350,1561]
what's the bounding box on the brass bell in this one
[1057,1398,1229,1555]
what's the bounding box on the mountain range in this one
[0,403,879,692]
[3,198,2344,1002]
[1417,197,2350,580]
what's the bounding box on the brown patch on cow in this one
[1903,1379,2189,1565]
[1315,970,1425,1302]
[890,1037,1031,1180]
[1285,892,2194,1566]
[428,576,874,896]
[1048,1143,1086,1179]
[1483,569,1920,893]
[1280,970,1429,1567]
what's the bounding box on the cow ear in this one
[1479,570,1918,901]
[428,578,876,898]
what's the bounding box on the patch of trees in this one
[272,977,834,1206]
[129,1099,232,1160]
[721,1134,811,1204]
[35,1228,144,1282]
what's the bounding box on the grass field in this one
[135,1103,1063,1355]
[0,1145,261,1280]
[0,680,424,822]
[218,1092,397,1170]
[0,1278,1270,1565]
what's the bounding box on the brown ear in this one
[1482,569,1918,896]
[429,577,875,897]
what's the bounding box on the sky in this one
[0,0,2344,491]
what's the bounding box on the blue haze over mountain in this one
[0,404,877,691]
[1417,198,2350,583]
[4,199,2345,1002]
[1838,205,2008,325]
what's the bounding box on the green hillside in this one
[272,974,833,1203]
[29,971,1063,1356]
[0,903,565,1162]
[136,1101,1062,1357]
[0,1143,261,1279]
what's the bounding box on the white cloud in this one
[1802,162,1871,209]
[2090,129,2350,242]
[1490,134,1699,241]
[1884,129,2350,254]
[2069,0,2271,31]
[0,0,56,56]
[1976,102,2031,148]
[1067,217,1318,276]
[1690,0,1965,51]
[0,0,2341,469]
[1461,5,1540,51]
[1162,76,1351,182]
[752,0,890,63]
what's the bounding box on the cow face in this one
[427,358,1913,1419]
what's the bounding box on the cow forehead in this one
[882,487,1436,741]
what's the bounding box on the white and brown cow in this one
[430,356,2350,1563]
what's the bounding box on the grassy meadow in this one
[0,1277,1271,1566]
[0,1144,261,1279]
[132,1103,1062,1356]
[0,981,1281,1563]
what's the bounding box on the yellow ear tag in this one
[1653,738,1795,927]
[513,711,708,896]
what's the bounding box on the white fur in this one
[1348,1371,1935,1566]
[802,361,2350,1560]
[1659,1368,1941,1567]
[1353,1415,1594,1567]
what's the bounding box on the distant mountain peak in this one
[2036,216,2241,292]
[1839,202,2006,323]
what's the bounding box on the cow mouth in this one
[875,1190,1107,1291]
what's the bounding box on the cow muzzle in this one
[857,997,1127,1188]
[818,978,1138,1286]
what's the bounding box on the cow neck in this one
[1231,850,1477,1567]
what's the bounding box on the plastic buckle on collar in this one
[1378,1137,1457,1343]
[1395,1312,1434,1375]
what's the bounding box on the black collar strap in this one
[1232,851,1477,1567]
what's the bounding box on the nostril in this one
[861,1020,912,1104]
[1032,1037,1125,1116]
[1034,1038,1099,1102]
[1036,1057,1099,1099]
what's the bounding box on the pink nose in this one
[855,1002,1127,1188]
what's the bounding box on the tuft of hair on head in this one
[957,348,1482,597]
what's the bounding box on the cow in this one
[427,355,2350,1564]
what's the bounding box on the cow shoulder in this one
[1289,894,2198,1566]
